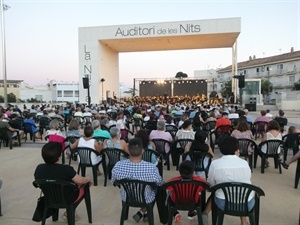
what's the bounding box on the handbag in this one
[32,195,55,222]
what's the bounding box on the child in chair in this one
[166,160,208,222]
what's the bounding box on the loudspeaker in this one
[238,75,245,88]
[83,77,89,89]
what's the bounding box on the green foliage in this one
[175,71,188,78]
[0,93,17,103]
[27,98,42,103]
[221,80,232,98]
[261,79,273,95]
[123,88,138,97]
[292,78,300,90]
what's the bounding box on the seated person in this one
[103,127,129,154]
[274,110,288,133]
[9,113,25,140]
[166,160,208,222]
[92,120,111,140]
[34,142,91,221]
[282,126,300,169]
[72,125,103,175]
[202,136,254,225]
[45,119,65,138]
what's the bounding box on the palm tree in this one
[261,79,273,103]
[175,71,188,78]
[123,88,138,97]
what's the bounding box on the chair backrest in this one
[23,121,35,133]
[101,124,109,131]
[76,147,100,165]
[205,121,216,132]
[102,148,129,168]
[282,133,300,150]
[120,129,133,143]
[192,121,204,132]
[210,182,265,215]
[216,125,233,135]
[151,139,171,155]
[114,179,157,206]
[173,139,193,151]
[33,179,78,207]
[39,117,51,128]
[182,151,212,177]
[165,125,178,140]
[237,138,258,156]
[66,135,81,144]
[142,149,163,176]
[259,140,284,156]
[254,121,268,132]
[162,179,209,209]
[0,127,9,141]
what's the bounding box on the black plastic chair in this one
[210,129,230,152]
[204,120,216,135]
[76,147,102,186]
[74,116,84,129]
[151,139,172,170]
[237,138,258,172]
[65,136,81,165]
[33,179,92,225]
[192,121,204,132]
[253,121,268,140]
[102,148,129,186]
[0,127,14,149]
[142,149,163,177]
[171,139,193,170]
[39,117,51,137]
[132,118,144,133]
[282,133,300,161]
[182,151,212,179]
[162,179,209,225]
[165,125,178,140]
[210,182,265,225]
[120,129,133,143]
[114,179,157,225]
[0,179,2,216]
[295,158,300,189]
[254,140,284,174]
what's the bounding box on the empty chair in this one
[65,135,81,165]
[142,149,163,177]
[39,117,51,137]
[210,182,265,225]
[237,138,258,171]
[171,139,193,170]
[165,125,178,140]
[151,139,172,170]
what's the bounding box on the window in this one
[57,90,62,97]
[277,64,283,73]
[243,70,247,75]
[35,95,43,101]
[289,76,295,85]
[75,91,79,97]
[64,90,73,97]
[256,68,260,73]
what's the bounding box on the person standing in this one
[111,138,163,223]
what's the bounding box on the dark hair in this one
[179,160,195,179]
[135,130,150,149]
[84,125,94,137]
[128,138,143,157]
[182,120,192,129]
[260,110,266,116]
[238,110,246,117]
[41,142,62,164]
[219,136,239,155]
[278,110,285,116]
[236,120,250,132]
[194,130,207,143]
[267,120,280,131]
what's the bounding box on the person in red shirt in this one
[166,160,208,222]
[215,112,232,128]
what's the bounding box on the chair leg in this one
[249,213,255,225]
[52,209,59,221]
[120,204,127,225]
[84,185,92,223]
[66,206,75,225]
[261,157,265,174]
[295,160,300,189]
[167,207,174,225]
[92,166,98,186]
[249,155,253,172]
[278,158,282,174]
[81,167,86,177]
[196,207,203,225]
[0,194,2,216]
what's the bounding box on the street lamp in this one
[100,78,105,103]
[119,84,122,99]
[0,1,10,107]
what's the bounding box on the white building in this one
[217,49,300,109]
[194,69,220,96]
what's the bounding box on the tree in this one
[175,71,188,78]
[221,80,232,99]
[27,97,42,103]
[7,93,17,103]
[292,78,300,90]
[123,88,138,97]
[261,79,273,103]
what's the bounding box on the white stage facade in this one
[78,18,241,104]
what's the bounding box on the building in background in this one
[194,69,220,97]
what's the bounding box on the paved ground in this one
[0,108,299,225]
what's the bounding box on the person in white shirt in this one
[202,136,253,225]
[265,109,273,120]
